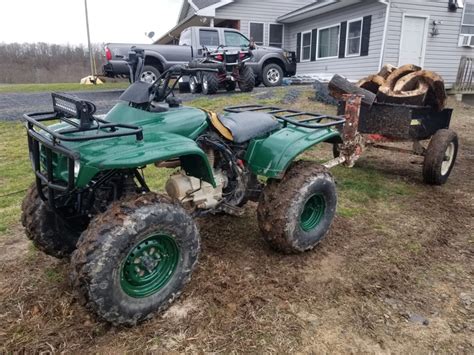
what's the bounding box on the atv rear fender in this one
[244,127,341,179]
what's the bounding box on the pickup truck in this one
[103,26,297,87]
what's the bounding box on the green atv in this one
[21,53,347,326]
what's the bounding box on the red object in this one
[237,159,244,168]
[215,54,224,61]
[367,134,391,142]
[239,52,246,60]
[105,46,112,61]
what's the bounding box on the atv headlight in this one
[74,161,81,178]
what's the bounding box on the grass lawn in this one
[0,82,129,94]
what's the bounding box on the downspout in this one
[378,0,391,71]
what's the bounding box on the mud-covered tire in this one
[21,184,83,259]
[226,81,236,92]
[257,161,337,254]
[189,76,201,94]
[423,129,458,185]
[238,66,255,92]
[70,193,200,326]
[262,63,283,87]
[202,72,219,95]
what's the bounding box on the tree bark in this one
[357,74,386,94]
[328,74,377,107]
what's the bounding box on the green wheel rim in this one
[300,194,326,232]
[120,234,179,298]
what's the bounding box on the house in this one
[158,0,474,88]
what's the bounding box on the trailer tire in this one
[257,161,337,254]
[70,192,200,326]
[422,129,458,185]
[21,184,83,258]
[202,72,219,95]
[238,66,255,92]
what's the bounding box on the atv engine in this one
[165,170,228,209]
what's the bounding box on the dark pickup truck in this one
[103,26,296,87]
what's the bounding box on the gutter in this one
[379,0,391,71]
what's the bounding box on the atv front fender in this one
[74,132,215,187]
[244,127,341,179]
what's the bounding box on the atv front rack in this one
[224,105,345,129]
[23,93,144,201]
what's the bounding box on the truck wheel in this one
[21,184,83,258]
[238,66,255,92]
[226,81,236,92]
[422,129,458,185]
[139,65,160,84]
[202,73,219,95]
[257,161,337,254]
[189,76,202,94]
[70,193,200,326]
[262,63,283,87]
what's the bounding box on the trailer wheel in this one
[21,184,84,258]
[422,129,458,185]
[202,72,219,95]
[238,66,255,92]
[70,192,200,326]
[257,161,337,254]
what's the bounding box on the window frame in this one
[461,2,474,34]
[199,29,220,47]
[300,30,312,62]
[345,17,363,57]
[269,23,284,48]
[317,24,341,60]
[248,21,265,46]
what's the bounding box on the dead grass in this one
[0,92,473,353]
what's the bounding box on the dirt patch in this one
[0,97,472,353]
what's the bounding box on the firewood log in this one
[328,74,377,107]
[384,64,422,90]
[377,64,397,79]
[377,81,430,106]
[357,75,386,94]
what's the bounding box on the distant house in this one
[158,0,474,88]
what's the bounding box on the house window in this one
[199,29,219,47]
[301,31,312,61]
[269,24,284,47]
[318,25,340,59]
[461,3,474,34]
[249,22,264,45]
[346,19,362,56]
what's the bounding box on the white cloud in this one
[0,0,183,45]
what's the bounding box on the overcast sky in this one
[0,0,183,45]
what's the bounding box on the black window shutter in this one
[296,32,302,63]
[311,29,318,61]
[339,21,347,58]
[361,15,372,56]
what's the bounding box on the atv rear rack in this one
[23,93,144,201]
[224,105,345,129]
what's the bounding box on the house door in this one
[399,15,428,66]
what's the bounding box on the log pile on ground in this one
[328,64,447,111]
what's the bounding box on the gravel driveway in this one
[0,86,309,121]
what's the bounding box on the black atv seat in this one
[218,112,281,143]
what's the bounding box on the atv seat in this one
[215,111,281,143]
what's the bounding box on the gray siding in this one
[285,1,387,80]
[383,0,474,86]
[215,0,313,47]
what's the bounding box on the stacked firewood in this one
[328,64,447,111]
[357,64,447,111]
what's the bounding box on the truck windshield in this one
[224,31,250,47]
[179,29,191,46]
[199,29,220,47]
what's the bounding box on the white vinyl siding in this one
[383,0,474,87]
[346,18,362,56]
[317,25,340,59]
[216,0,313,47]
[286,1,385,79]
